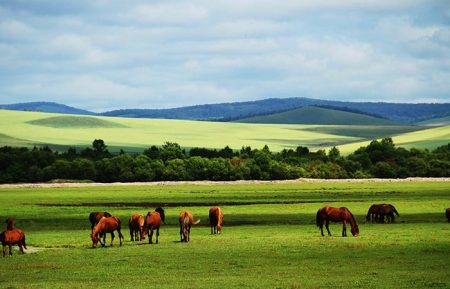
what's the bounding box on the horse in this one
[379,204,399,223]
[208,207,223,234]
[128,214,146,241]
[366,204,382,223]
[91,216,124,248]
[1,229,26,257]
[89,211,112,231]
[179,210,200,242]
[446,208,450,223]
[143,208,165,244]
[5,217,15,230]
[316,206,359,237]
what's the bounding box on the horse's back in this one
[145,211,162,229]
[179,211,193,224]
[0,229,25,245]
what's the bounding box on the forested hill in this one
[101,97,450,123]
[0,102,94,115]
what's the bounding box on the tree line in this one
[0,138,449,183]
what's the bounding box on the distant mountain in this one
[102,97,450,124]
[234,106,397,125]
[0,102,94,115]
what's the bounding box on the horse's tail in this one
[22,233,27,249]
[316,209,321,227]
[193,219,200,225]
[391,205,399,216]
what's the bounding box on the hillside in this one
[233,106,396,125]
[0,102,94,115]
[0,109,443,154]
[416,115,450,126]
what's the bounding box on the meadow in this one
[0,181,449,289]
[1,109,449,154]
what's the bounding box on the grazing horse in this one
[143,208,165,244]
[179,211,200,242]
[446,208,450,223]
[5,217,15,230]
[316,206,359,237]
[91,216,124,248]
[1,229,26,257]
[128,214,146,241]
[208,207,223,234]
[366,204,399,223]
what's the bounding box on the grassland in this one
[0,181,449,289]
[0,109,448,154]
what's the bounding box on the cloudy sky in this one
[0,1,449,112]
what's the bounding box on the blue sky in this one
[0,0,449,112]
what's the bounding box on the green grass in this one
[0,109,448,154]
[234,106,396,125]
[417,115,450,126]
[0,181,449,288]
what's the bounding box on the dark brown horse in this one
[179,210,200,242]
[366,204,399,223]
[1,229,26,257]
[316,206,359,237]
[91,216,124,248]
[89,212,112,230]
[5,217,15,230]
[446,208,450,223]
[129,214,146,241]
[208,207,223,234]
[143,208,165,244]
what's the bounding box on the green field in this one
[0,109,449,154]
[0,181,449,288]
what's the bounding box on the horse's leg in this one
[9,245,12,256]
[156,228,159,244]
[211,225,213,235]
[187,225,191,242]
[102,232,106,247]
[118,229,124,246]
[110,232,115,247]
[149,229,154,244]
[19,243,24,254]
[325,220,331,236]
[319,222,324,236]
[2,245,5,257]
[342,221,347,237]
[180,226,183,242]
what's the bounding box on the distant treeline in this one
[0,138,449,183]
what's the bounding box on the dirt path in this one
[0,177,449,189]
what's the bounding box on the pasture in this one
[1,109,448,154]
[0,180,449,288]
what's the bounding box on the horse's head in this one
[351,225,359,237]
[140,227,148,241]
[91,233,99,248]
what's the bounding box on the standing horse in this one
[208,207,223,234]
[1,229,26,257]
[179,210,200,242]
[316,206,359,237]
[5,217,15,230]
[379,204,399,223]
[143,208,165,244]
[446,208,450,223]
[128,214,146,241]
[91,216,124,248]
[89,212,112,230]
[366,204,382,223]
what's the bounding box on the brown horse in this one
[208,207,223,234]
[179,210,200,242]
[128,214,146,241]
[5,217,15,230]
[143,208,165,244]
[1,229,26,257]
[446,208,450,223]
[91,216,124,248]
[366,204,399,223]
[316,206,359,237]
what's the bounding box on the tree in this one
[160,142,185,162]
[328,147,340,162]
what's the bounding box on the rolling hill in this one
[0,102,94,115]
[0,109,446,154]
[416,115,450,126]
[233,106,396,125]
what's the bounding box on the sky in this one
[0,0,449,112]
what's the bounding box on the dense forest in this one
[0,138,449,183]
